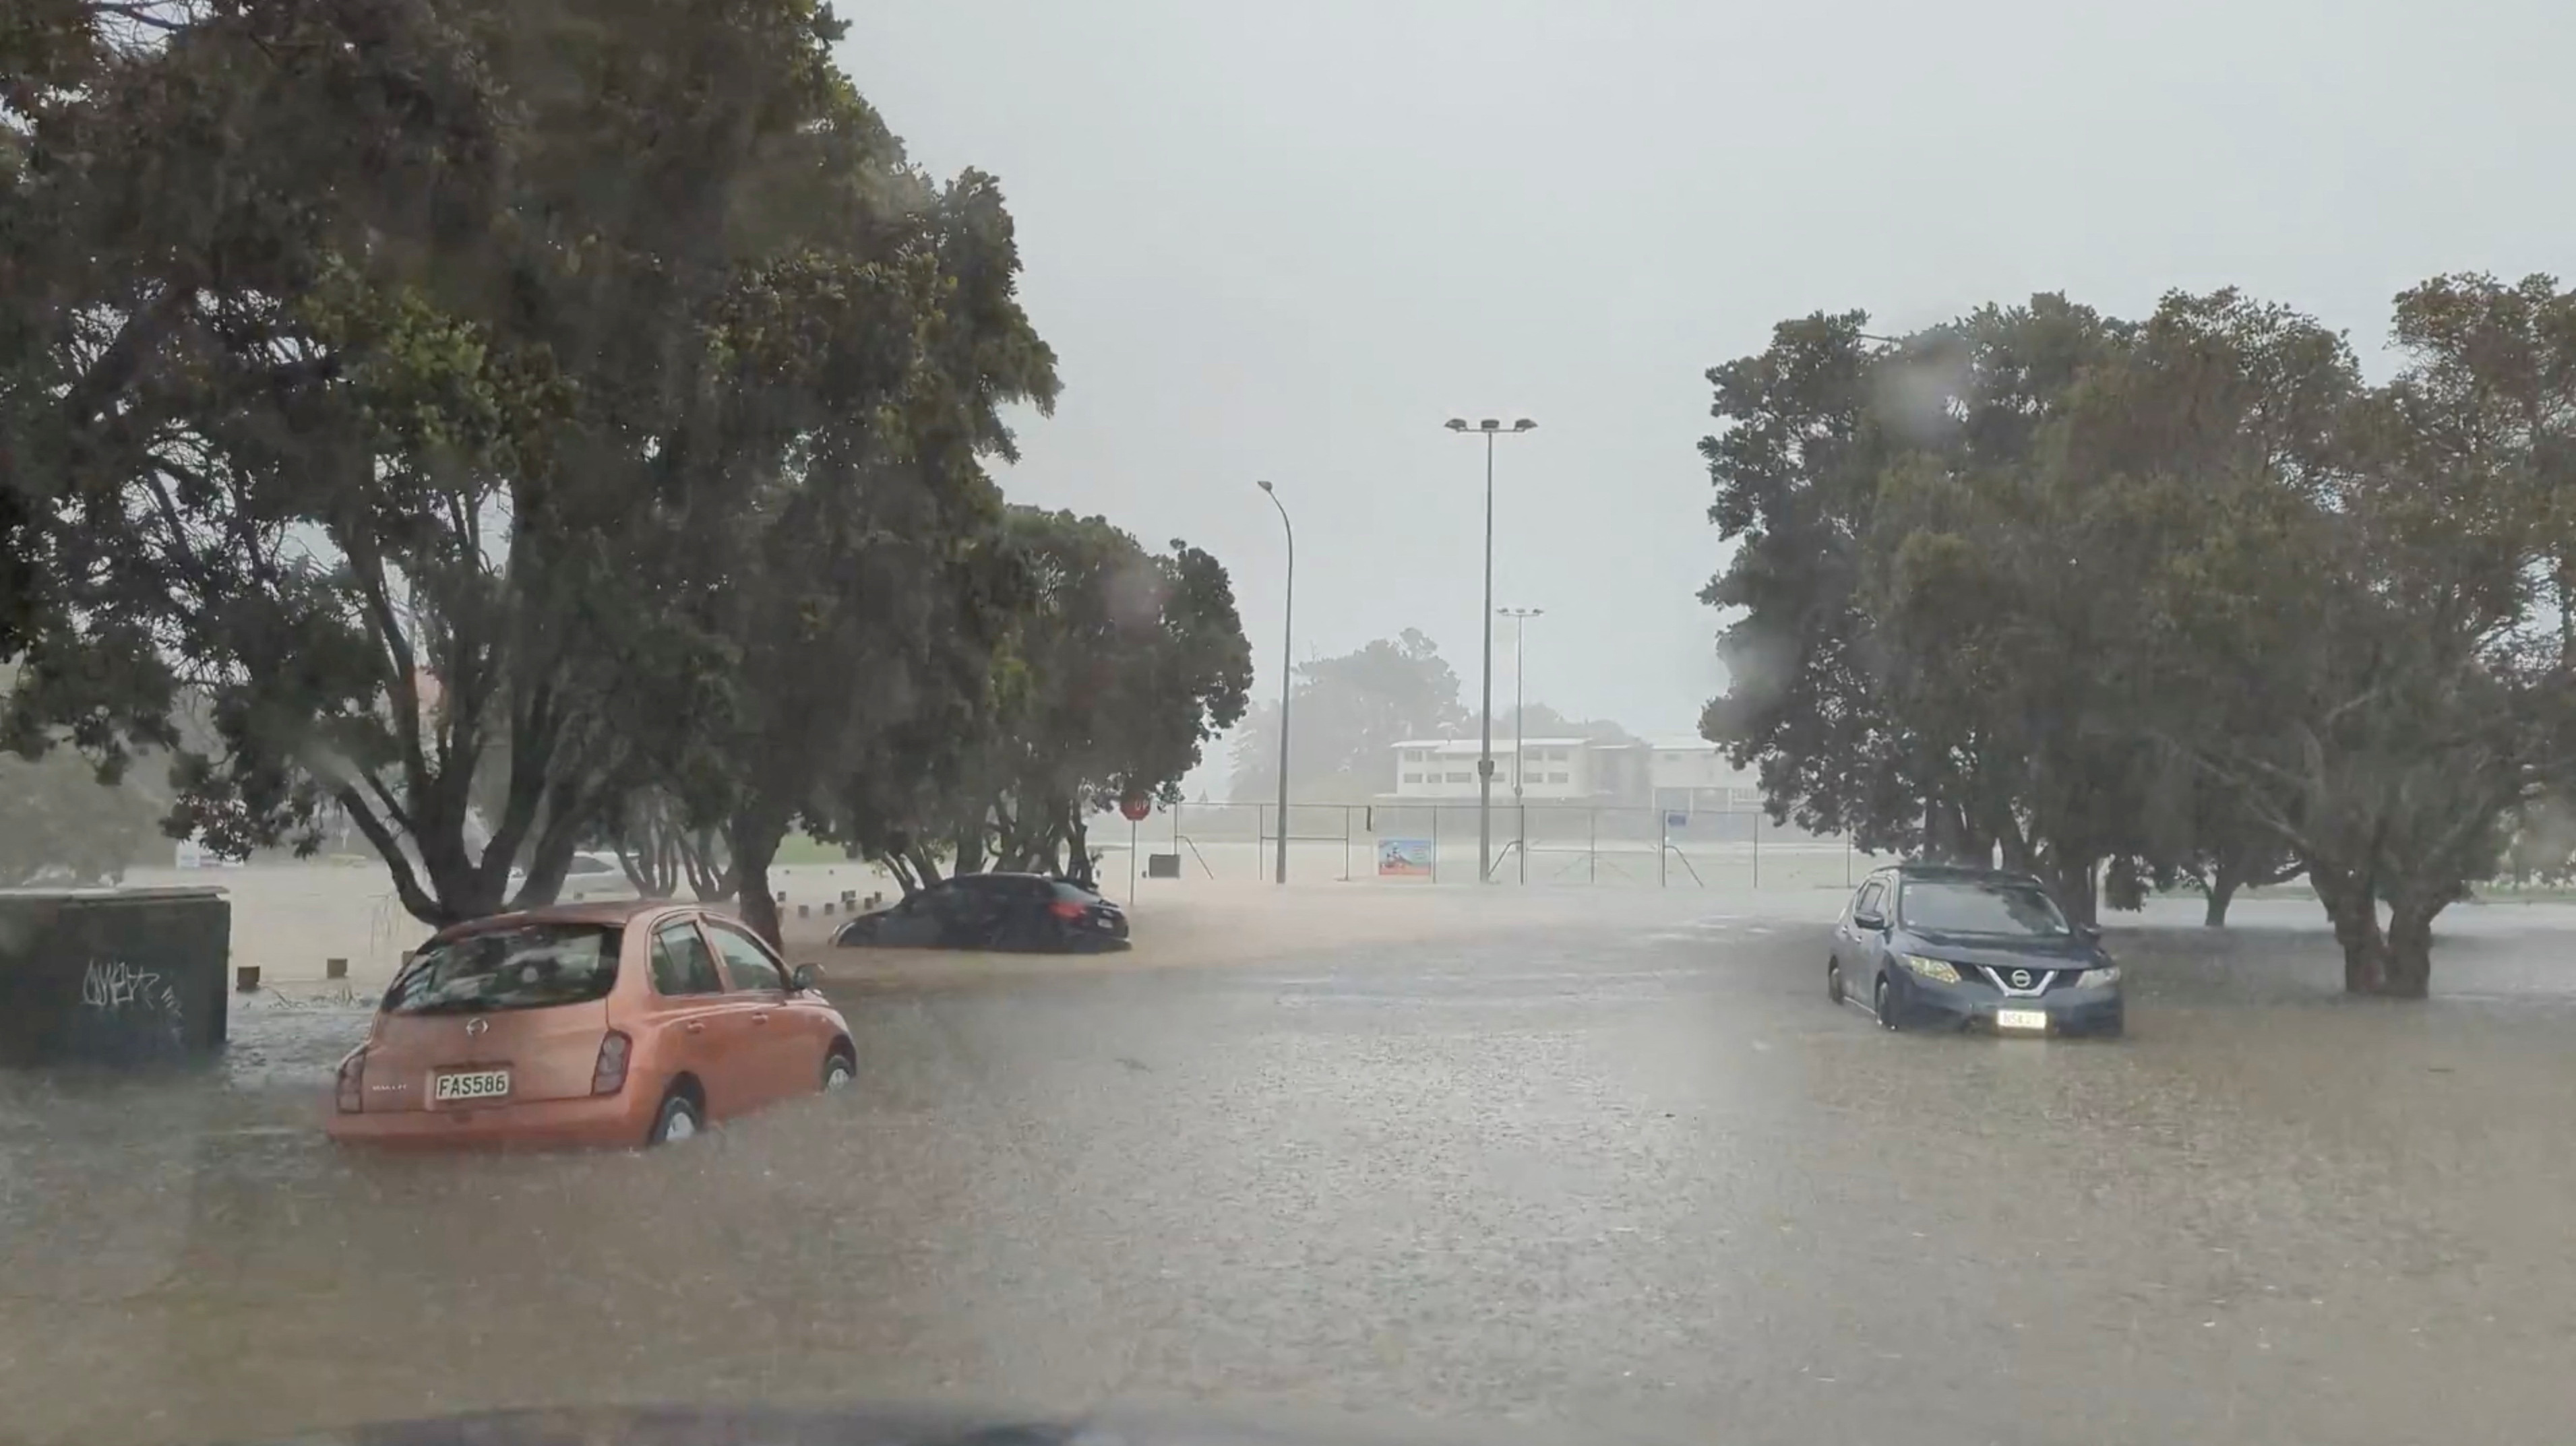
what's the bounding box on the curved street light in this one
[1256,480,1293,885]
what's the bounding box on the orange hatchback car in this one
[327,902,854,1148]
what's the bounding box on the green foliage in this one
[1227,629,1468,802]
[869,508,1251,891]
[0,744,161,886]
[1702,275,2576,991]
[3,0,1061,934]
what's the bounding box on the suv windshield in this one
[1899,879,2071,937]
[381,924,623,1015]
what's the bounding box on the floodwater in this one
[6,892,2576,1446]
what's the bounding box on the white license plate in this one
[433,1069,512,1102]
[1995,1009,2049,1033]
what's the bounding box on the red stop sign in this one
[1119,796,1151,822]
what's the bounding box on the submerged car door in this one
[660,914,770,1118]
[644,916,732,1107]
[702,918,816,1101]
[873,887,948,947]
[1847,877,1892,993]
[933,878,1004,947]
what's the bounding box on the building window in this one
[1548,771,1568,784]
[1402,772,1421,784]
[1446,772,1470,783]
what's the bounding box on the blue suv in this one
[1829,863,2123,1038]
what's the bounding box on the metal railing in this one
[1086,800,1885,894]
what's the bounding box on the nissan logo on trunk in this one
[2010,969,2032,989]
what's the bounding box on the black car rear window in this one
[383,924,622,1015]
[1049,881,1102,902]
[1898,879,2069,937]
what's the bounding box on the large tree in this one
[1702,278,2569,984]
[2160,276,2576,993]
[4,0,1054,928]
[886,507,1252,892]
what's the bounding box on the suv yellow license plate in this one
[434,1069,512,1102]
[1995,1009,2048,1032]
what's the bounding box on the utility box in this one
[1145,853,1182,879]
[0,887,232,1067]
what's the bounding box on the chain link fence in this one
[1083,800,1887,898]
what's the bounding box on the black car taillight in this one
[1047,900,1086,920]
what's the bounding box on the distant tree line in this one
[1701,280,2576,995]
[1225,628,1634,803]
[1,1,1249,943]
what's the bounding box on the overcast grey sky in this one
[838,0,2569,765]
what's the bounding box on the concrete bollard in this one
[822,901,834,915]
[841,890,857,905]
[325,957,348,980]
[797,904,809,919]
[236,965,261,993]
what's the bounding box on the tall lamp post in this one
[1256,480,1293,885]
[1444,416,1537,883]
[1497,606,1543,883]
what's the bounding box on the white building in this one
[1384,733,1760,811]
[1643,734,1765,816]
[1390,736,1595,800]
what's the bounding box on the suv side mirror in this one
[1853,908,1886,931]
[790,964,820,993]
[2075,923,2103,944]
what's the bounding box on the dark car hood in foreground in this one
[249,1404,1503,1446]
[1899,928,2102,972]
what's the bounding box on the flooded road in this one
[7,897,2576,1445]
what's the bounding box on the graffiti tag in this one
[80,959,187,1048]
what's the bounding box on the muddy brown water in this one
[5,895,2575,1446]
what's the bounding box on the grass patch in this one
[771,832,857,867]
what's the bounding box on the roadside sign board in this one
[1377,838,1434,878]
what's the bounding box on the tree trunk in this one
[2203,873,2239,928]
[679,827,734,902]
[734,844,783,951]
[1064,809,1093,889]
[2382,902,2436,999]
[2379,885,2461,1000]
[950,807,987,876]
[903,842,945,889]
[2313,867,2388,994]
[729,809,788,951]
[2043,854,2099,926]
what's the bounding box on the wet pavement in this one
[7,895,2576,1445]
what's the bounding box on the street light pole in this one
[1446,417,1536,884]
[1498,606,1543,884]
[1256,480,1293,885]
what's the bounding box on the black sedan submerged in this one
[833,872,1130,952]
[1829,863,2122,1037]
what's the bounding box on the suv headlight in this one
[2078,966,2122,989]
[1899,954,1962,984]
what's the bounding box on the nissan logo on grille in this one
[2009,969,2033,989]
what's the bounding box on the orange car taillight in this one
[1047,900,1086,920]
[592,1030,632,1096]
[334,1048,367,1113]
